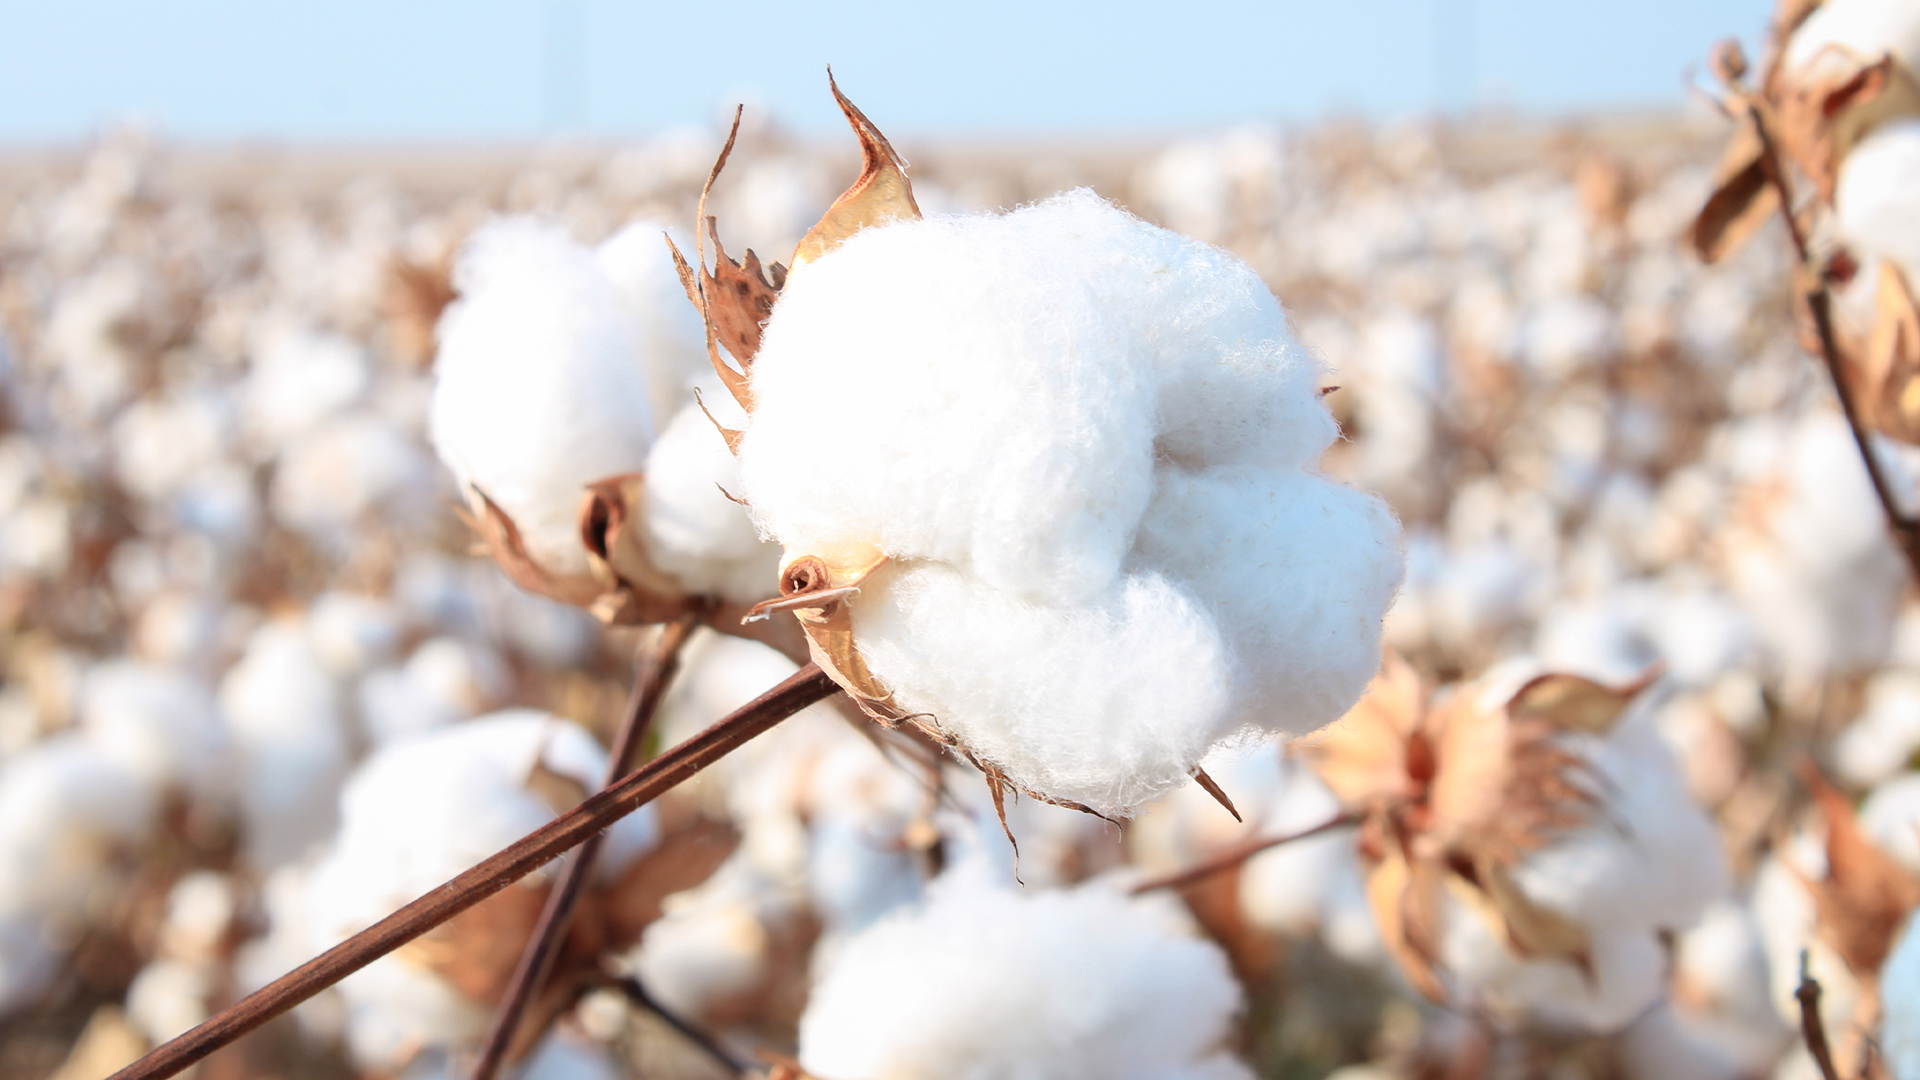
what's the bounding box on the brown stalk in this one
[610,974,748,1076]
[109,664,839,1080]
[1129,813,1357,894]
[1796,950,1843,1080]
[1744,101,1920,582]
[468,612,701,1080]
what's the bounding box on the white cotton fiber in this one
[78,660,228,799]
[1783,0,1920,75]
[430,218,655,578]
[738,191,1402,816]
[797,870,1251,1080]
[637,401,780,605]
[1885,914,1920,1080]
[593,220,708,424]
[219,619,351,868]
[1836,121,1920,286]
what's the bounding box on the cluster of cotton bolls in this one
[8,19,1920,1076]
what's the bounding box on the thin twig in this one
[469,612,702,1080]
[109,664,838,1080]
[1744,101,1920,582]
[1796,949,1843,1080]
[610,975,749,1076]
[1129,814,1357,894]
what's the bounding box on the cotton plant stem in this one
[1745,103,1920,583]
[1795,950,1843,1080]
[109,664,838,1080]
[611,975,749,1076]
[1129,814,1356,894]
[469,612,701,1080]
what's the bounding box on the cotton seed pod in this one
[1297,655,1727,1024]
[681,77,1404,821]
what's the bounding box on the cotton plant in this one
[794,866,1253,1080]
[1295,654,1728,1031]
[428,215,780,631]
[293,710,730,1073]
[674,80,1403,823]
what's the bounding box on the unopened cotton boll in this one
[738,190,1402,815]
[430,218,655,578]
[797,870,1251,1080]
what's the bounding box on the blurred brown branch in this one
[1130,814,1356,895]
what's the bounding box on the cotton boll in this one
[593,220,707,424]
[804,737,930,936]
[125,959,211,1045]
[1238,760,1358,936]
[1885,914,1920,1080]
[307,591,407,677]
[1836,674,1920,787]
[269,411,435,545]
[1520,295,1616,379]
[111,392,230,503]
[0,496,73,578]
[853,563,1232,815]
[797,872,1249,1080]
[1440,909,1665,1032]
[430,218,655,579]
[131,590,227,670]
[156,871,235,965]
[1783,0,1920,76]
[629,857,783,1021]
[242,326,369,450]
[356,637,507,747]
[0,736,155,937]
[77,660,228,799]
[1835,121,1920,284]
[1129,466,1403,736]
[220,620,351,868]
[637,402,780,605]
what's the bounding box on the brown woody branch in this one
[1743,99,1920,583]
[109,664,839,1080]
[469,612,702,1080]
[1130,813,1356,894]
[1796,950,1843,1080]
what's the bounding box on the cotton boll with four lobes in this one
[220,619,351,868]
[301,711,658,1071]
[1835,120,1920,284]
[430,218,655,579]
[636,400,780,606]
[77,659,228,799]
[592,220,707,423]
[740,190,1400,816]
[798,868,1251,1080]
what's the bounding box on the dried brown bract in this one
[1296,655,1650,1002]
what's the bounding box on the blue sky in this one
[0,0,1765,142]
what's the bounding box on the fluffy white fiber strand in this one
[430,218,656,578]
[738,191,1403,815]
[797,866,1251,1080]
[301,711,658,1071]
[638,400,780,605]
[1836,120,1920,285]
[219,619,351,868]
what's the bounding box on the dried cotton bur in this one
[680,76,1405,830]
[1296,655,1727,1030]
[1694,0,1920,464]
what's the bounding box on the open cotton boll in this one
[0,735,155,919]
[430,218,654,579]
[77,659,228,799]
[593,220,708,424]
[1836,121,1920,283]
[1837,675,1920,787]
[1783,0,1920,75]
[306,591,407,677]
[1887,915,1920,1080]
[797,870,1250,1080]
[303,711,658,1070]
[269,411,436,546]
[220,619,351,868]
[739,191,1399,815]
[242,325,370,451]
[630,857,785,1021]
[637,402,780,605]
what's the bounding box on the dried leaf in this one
[524,757,589,817]
[1366,841,1447,1002]
[1505,669,1654,734]
[790,71,921,270]
[1799,763,1920,978]
[691,386,744,454]
[598,818,741,946]
[1863,261,1920,442]
[749,545,897,713]
[1689,115,1780,264]
[1774,51,1917,202]
[667,230,755,416]
[700,217,781,366]
[1296,652,1424,807]
[401,880,551,1005]
[1424,693,1515,851]
[465,485,602,607]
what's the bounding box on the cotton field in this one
[3,6,1920,1080]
